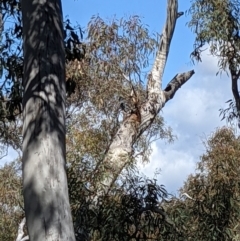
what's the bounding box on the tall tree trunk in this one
[22,1,75,240]
[97,0,195,194]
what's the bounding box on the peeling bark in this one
[98,0,195,194]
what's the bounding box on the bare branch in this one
[181,192,195,200]
[164,70,195,102]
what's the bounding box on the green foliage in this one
[87,16,157,80]
[0,9,173,158]
[188,0,240,124]
[167,127,240,240]
[65,16,174,192]
[66,113,173,196]
[68,169,183,241]
[188,0,240,67]
[0,157,181,241]
[0,160,24,241]
[5,125,240,241]
[0,2,84,151]
[66,15,160,117]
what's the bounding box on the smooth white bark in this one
[22,1,75,240]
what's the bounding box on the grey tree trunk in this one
[97,0,195,194]
[22,1,75,240]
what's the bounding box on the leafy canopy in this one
[188,0,240,124]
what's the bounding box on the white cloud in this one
[139,51,233,194]
[138,142,196,194]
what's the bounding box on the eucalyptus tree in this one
[165,127,240,240]
[21,0,75,240]
[188,0,240,124]
[0,0,23,151]
[0,161,23,241]
[91,0,194,194]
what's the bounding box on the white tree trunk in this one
[22,1,75,240]
[98,0,195,194]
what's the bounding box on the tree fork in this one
[96,0,195,194]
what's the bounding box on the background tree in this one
[188,0,240,125]
[65,15,175,200]
[0,0,22,151]
[0,160,23,241]
[86,0,194,194]
[164,127,240,240]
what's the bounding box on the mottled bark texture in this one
[22,0,75,240]
[99,0,195,194]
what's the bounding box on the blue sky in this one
[1,1,232,194]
